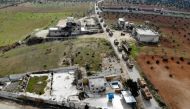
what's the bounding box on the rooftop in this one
[121,91,136,103]
[49,27,59,31]
[85,18,96,26]
[118,18,125,22]
[67,17,75,22]
[136,28,159,36]
[89,76,106,88]
[82,93,132,109]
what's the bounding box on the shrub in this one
[43,64,47,68]
[172,40,175,43]
[146,61,150,64]
[165,66,169,69]
[169,74,173,78]
[156,60,160,64]
[162,57,168,63]
[179,57,184,61]
[176,61,180,64]
[150,66,154,70]
[171,57,174,61]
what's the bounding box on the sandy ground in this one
[137,55,190,109]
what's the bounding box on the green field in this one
[0,12,67,46]
[0,38,113,77]
[129,42,140,59]
[0,2,93,46]
[26,76,48,95]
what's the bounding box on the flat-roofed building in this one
[132,28,159,43]
[88,76,107,93]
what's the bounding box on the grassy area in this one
[0,38,113,77]
[129,42,140,59]
[0,2,93,46]
[26,76,48,95]
[0,12,67,46]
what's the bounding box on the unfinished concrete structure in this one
[132,27,159,43]
[48,17,81,37]
[88,76,107,93]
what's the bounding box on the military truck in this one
[126,59,134,69]
[122,53,129,61]
[141,87,152,100]
[121,41,132,54]
[117,46,123,52]
[114,39,119,45]
[109,31,113,37]
[137,78,147,88]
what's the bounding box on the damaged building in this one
[48,17,81,37]
[48,16,102,38]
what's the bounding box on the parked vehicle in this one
[141,87,152,100]
[117,46,123,52]
[126,59,134,69]
[137,78,147,88]
[122,53,129,61]
[106,28,110,32]
[109,31,113,37]
[114,39,119,45]
[121,41,132,54]
[121,32,125,36]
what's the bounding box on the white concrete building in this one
[132,28,159,43]
[88,76,107,93]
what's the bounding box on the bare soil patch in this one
[137,55,190,109]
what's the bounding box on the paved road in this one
[0,100,39,109]
[96,0,190,18]
[95,1,161,109]
[102,8,190,18]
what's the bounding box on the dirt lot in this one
[102,12,190,109]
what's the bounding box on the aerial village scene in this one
[0,0,190,109]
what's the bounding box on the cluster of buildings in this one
[0,65,137,109]
[118,18,160,43]
[48,17,102,38]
